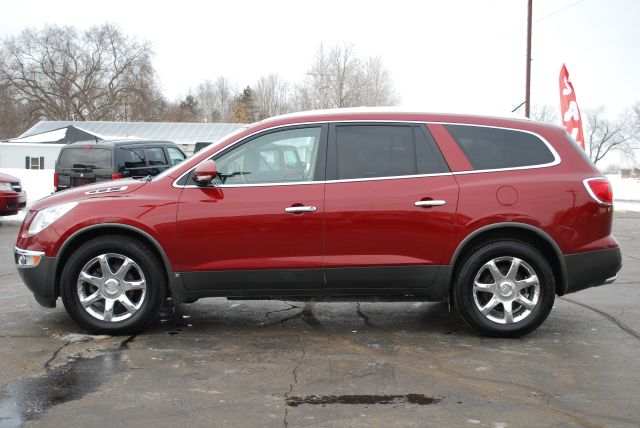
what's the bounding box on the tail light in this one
[111,173,123,180]
[583,177,613,205]
[53,172,58,189]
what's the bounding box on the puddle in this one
[158,305,193,335]
[286,394,441,407]
[0,350,126,427]
[163,316,193,335]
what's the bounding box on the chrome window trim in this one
[173,119,561,189]
[214,180,322,188]
[204,172,455,189]
[325,172,453,185]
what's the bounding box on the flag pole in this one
[525,0,533,118]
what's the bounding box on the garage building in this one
[0,121,245,169]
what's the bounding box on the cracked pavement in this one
[1,212,639,427]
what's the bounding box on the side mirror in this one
[193,160,218,186]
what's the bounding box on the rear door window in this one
[122,147,146,168]
[57,148,112,169]
[145,147,168,166]
[333,124,448,180]
[445,125,556,170]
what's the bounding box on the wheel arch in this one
[54,223,187,303]
[450,222,568,296]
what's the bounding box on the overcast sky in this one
[1,0,638,118]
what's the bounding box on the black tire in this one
[61,235,166,335]
[453,240,555,338]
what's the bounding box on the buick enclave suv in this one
[14,110,622,337]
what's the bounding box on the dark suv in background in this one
[54,140,185,191]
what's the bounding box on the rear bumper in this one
[563,247,622,294]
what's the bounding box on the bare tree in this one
[293,43,397,111]
[254,74,289,120]
[326,43,363,107]
[294,44,333,110]
[530,104,559,124]
[195,77,236,122]
[585,107,638,165]
[360,56,399,106]
[117,50,167,121]
[0,23,158,122]
[0,83,35,138]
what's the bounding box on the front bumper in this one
[563,247,622,294]
[0,192,27,214]
[15,247,58,308]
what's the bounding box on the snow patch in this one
[0,168,54,222]
[8,128,67,143]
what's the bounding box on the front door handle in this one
[415,200,446,207]
[285,206,317,213]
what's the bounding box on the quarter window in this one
[445,125,555,170]
[215,127,322,184]
[335,125,448,180]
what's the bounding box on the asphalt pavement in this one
[0,212,639,427]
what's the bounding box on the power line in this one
[535,0,586,24]
[499,0,586,37]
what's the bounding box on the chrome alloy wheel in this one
[76,253,147,322]
[472,256,540,324]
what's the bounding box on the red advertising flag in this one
[559,64,585,150]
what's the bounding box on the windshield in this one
[58,148,112,169]
[152,126,249,181]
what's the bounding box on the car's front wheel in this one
[454,240,555,338]
[61,236,165,335]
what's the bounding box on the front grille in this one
[10,182,21,192]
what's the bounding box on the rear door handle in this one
[285,206,317,213]
[415,200,446,207]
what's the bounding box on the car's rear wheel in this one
[454,240,555,337]
[61,236,165,335]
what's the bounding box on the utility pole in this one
[525,0,533,118]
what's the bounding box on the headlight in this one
[0,183,12,191]
[28,202,78,236]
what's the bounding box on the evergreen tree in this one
[231,86,257,123]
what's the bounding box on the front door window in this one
[216,127,322,185]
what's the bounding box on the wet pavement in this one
[0,212,639,427]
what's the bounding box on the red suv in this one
[0,173,26,216]
[14,110,622,337]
